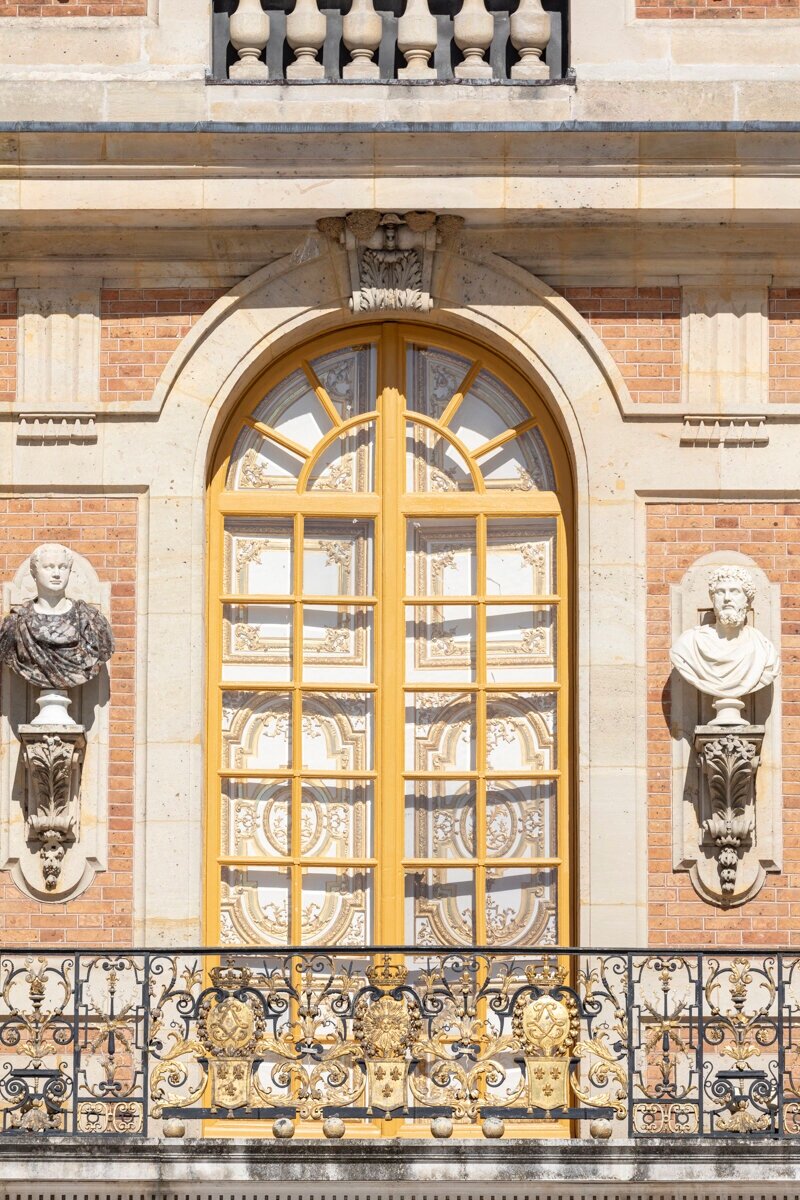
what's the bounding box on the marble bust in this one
[670,566,779,726]
[0,543,115,725]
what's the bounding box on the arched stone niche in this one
[669,551,782,907]
[0,551,111,901]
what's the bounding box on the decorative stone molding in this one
[17,413,98,445]
[0,552,111,902]
[680,414,768,447]
[316,211,465,313]
[16,285,101,412]
[681,283,769,412]
[670,552,782,907]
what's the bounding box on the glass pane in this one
[406,421,474,493]
[405,345,473,418]
[486,605,556,683]
[406,868,475,947]
[480,427,555,492]
[221,778,291,858]
[486,780,557,860]
[301,779,373,858]
[302,868,372,946]
[450,369,529,452]
[251,367,332,450]
[302,605,373,684]
[407,518,476,597]
[309,345,377,420]
[308,423,376,493]
[302,692,373,771]
[405,605,476,683]
[405,692,476,773]
[486,692,557,773]
[405,780,475,859]
[222,604,292,683]
[486,518,557,597]
[221,691,292,770]
[223,518,292,596]
[226,427,304,492]
[485,867,557,947]
[303,520,373,596]
[220,866,290,947]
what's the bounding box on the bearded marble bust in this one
[670,566,780,726]
[0,544,115,724]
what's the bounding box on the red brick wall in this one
[0,497,136,946]
[0,1,146,14]
[562,287,682,405]
[769,288,800,404]
[0,289,16,403]
[100,288,227,404]
[637,1,800,16]
[648,503,800,947]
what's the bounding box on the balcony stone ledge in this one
[1,1136,800,1199]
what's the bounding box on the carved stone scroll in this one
[316,211,464,313]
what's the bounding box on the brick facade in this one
[0,289,16,404]
[0,1,146,14]
[561,287,682,405]
[637,1,800,17]
[647,503,800,947]
[770,288,800,404]
[100,288,227,404]
[0,497,136,946]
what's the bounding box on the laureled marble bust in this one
[670,566,779,726]
[0,543,115,725]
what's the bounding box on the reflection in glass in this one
[406,422,474,493]
[486,518,557,597]
[221,778,291,858]
[405,346,472,418]
[405,780,475,859]
[486,605,556,683]
[223,519,293,595]
[405,692,476,774]
[309,345,377,420]
[303,520,374,596]
[302,868,372,946]
[485,867,557,947]
[407,518,476,597]
[222,604,292,683]
[405,605,475,683]
[486,780,557,859]
[300,779,372,858]
[485,692,557,773]
[308,423,376,493]
[302,692,373,771]
[220,866,290,947]
[221,692,292,770]
[407,868,475,946]
[302,606,373,684]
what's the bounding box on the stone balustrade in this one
[211,0,569,83]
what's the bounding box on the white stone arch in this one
[140,236,646,946]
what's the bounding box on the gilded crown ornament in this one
[367,955,409,991]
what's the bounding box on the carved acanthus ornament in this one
[316,211,465,313]
[19,730,85,891]
[694,729,763,898]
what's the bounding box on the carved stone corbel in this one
[317,211,464,313]
[18,726,86,891]
[693,727,764,900]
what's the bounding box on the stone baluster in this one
[453,0,494,80]
[343,0,383,80]
[510,0,551,80]
[228,0,270,79]
[286,0,327,80]
[397,0,438,80]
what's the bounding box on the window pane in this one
[221,778,291,858]
[405,692,476,773]
[486,518,557,597]
[406,421,474,493]
[302,605,373,684]
[480,428,555,492]
[309,345,377,420]
[307,423,376,493]
[252,367,332,450]
[449,369,530,452]
[405,780,475,859]
[222,604,292,683]
[220,866,290,947]
[406,868,475,947]
[407,518,476,597]
[485,867,557,947]
[301,779,373,858]
[405,345,472,418]
[486,692,557,773]
[303,520,373,596]
[302,692,373,771]
[221,691,292,770]
[226,428,303,491]
[405,605,476,683]
[486,780,557,860]
[486,604,556,683]
[224,518,293,596]
[302,868,372,946]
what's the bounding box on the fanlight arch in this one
[208,323,571,952]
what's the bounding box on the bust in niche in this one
[0,543,115,726]
[670,565,779,726]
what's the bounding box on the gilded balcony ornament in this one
[513,962,578,1113]
[354,966,421,1113]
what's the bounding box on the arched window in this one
[207,324,571,949]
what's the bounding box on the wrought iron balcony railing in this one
[210,0,570,86]
[1,946,797,1140]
